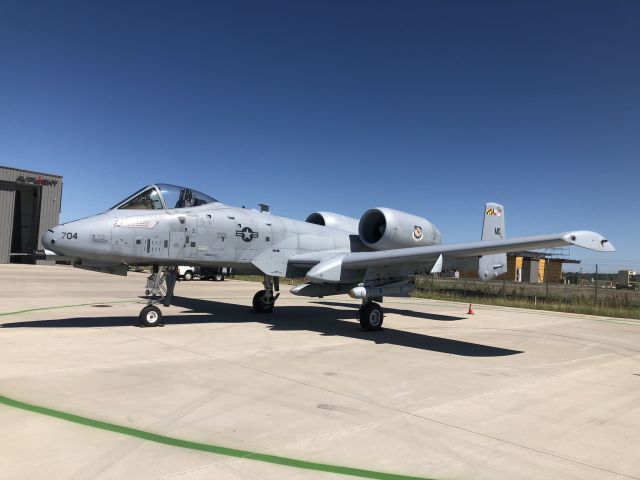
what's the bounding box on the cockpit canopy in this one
[111,184,218,210]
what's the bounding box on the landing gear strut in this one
[139,266,177,327]
[358,300,384,331]
[253,275,280,313]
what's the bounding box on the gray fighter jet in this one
[43,183,614,329]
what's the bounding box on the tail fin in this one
[482,202,505,240]
[479,202,507,280]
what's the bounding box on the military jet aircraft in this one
[43,183,614,329]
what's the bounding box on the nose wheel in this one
[358,301,384,331]
[139,305,163,327]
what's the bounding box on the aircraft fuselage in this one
[44,203,381,275]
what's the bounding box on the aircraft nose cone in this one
[42,228,59,252]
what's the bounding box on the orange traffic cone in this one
[467,303,475,315]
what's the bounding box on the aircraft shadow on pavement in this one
[311,301,466,322]
[1,296,522,357]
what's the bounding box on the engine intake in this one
[305,211,359,234]
[359,208,441,250]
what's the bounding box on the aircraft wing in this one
[301,231,614,283]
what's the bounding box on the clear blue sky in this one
[1,1,638,270]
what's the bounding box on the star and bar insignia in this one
[236,227,259,242]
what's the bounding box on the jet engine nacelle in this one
[358,207,441,251]
[305,211,360,234]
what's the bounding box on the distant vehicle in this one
[177,265,196,281]
[43,183,615,328]
[197,267,232,281]
[615,270,637,290]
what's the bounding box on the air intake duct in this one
[358,207,441,250]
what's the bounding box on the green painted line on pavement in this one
[0,394,434,480]
[0,297,301,319]
[0,301,135,317]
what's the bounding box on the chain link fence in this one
[415,276,640,307]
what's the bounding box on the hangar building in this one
[0,165,63,264]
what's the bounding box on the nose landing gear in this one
[138,266,177,327]
[253,275,280,313]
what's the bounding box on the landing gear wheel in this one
[183,271,193,281]
[252,290,275,313]
[214,273,224,281]
[139,305,163,327]
[359,302,384,331]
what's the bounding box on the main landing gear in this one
[252,275,280,313]
[138,266,177,327]
[358,299,384,331]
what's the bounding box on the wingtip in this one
[564,231,615,252]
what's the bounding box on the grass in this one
[412,282,640,320]
[411,290,640,319]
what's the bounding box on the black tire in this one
[252,290,274,313]
[359,302,384,331]
[183,271,193,281]
[139,305,163,327]
[214,273,224,281]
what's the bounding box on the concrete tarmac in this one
[1,264,639,480]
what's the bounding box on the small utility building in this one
[0,165,63,264]
[505,251,581,284]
